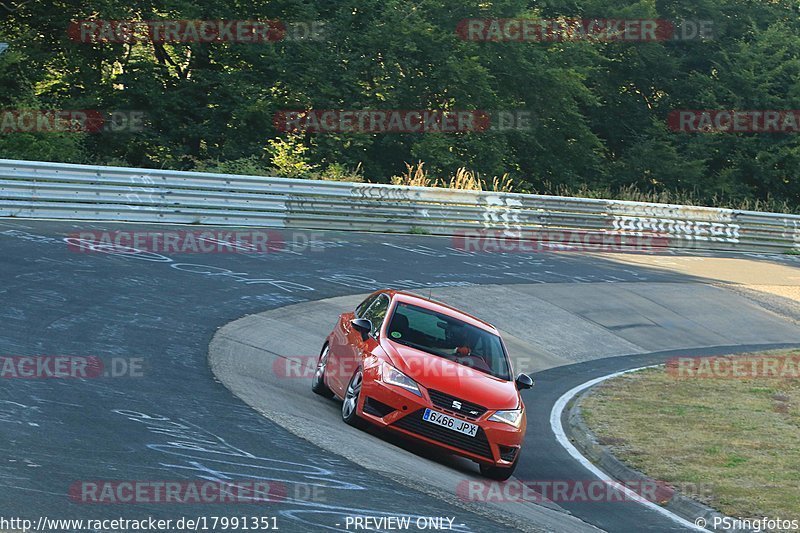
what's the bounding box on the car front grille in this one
[427,389,487,420]
[391,409,493,460]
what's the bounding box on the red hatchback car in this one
[312,290,533,480]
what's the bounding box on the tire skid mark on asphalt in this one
[113,409,475,532]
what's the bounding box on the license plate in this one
[422,408,478,437]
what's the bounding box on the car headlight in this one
[488,409,523,427]
[381,362,422,397]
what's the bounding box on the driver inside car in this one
[448,327,491,373]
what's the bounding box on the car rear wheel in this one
[479,455,519,481]
[311,345,334,398]
[341,368,367,428]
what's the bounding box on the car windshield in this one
[386,302,511,380]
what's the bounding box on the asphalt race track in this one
[210,287,800,531]
[2,219,800,532]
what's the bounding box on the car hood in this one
[381,339,520,410]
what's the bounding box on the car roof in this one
[383,290,500,335]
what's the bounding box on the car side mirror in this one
[515,373,534,390]
[351,318,373,341]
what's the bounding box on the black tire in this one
[479,455,519,481]
[311,344,334,398]
[341,368,367,428]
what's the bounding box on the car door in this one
[327,293,379,395]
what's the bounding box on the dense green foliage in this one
[1,0,799,209]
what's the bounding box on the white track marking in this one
[550,365,707,531]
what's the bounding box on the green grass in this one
[580,353,800,518]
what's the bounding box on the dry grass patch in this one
[580,352,800,518]
[390,162,515,192]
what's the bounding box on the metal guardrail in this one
[0,158,798,253]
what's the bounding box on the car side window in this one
[355,294,378,318]
[362,294,390,337]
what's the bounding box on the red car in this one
[312,289,533,480]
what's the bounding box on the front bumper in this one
[357,367,524,467]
